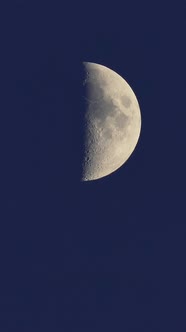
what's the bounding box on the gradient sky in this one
[1,1,186,331]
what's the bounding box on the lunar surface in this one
[81,62,141,181]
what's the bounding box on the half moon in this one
[81,62,141,181]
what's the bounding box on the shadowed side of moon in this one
[81,62,141,181]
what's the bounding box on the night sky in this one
[1,1,186,331]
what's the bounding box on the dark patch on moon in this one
[121,95,131,108]
[86,82,104,103]
[89,96,115,125]
[115,112,129,129]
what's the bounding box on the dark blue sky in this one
[1,1,186,331]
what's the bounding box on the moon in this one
[81,62,141,181]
